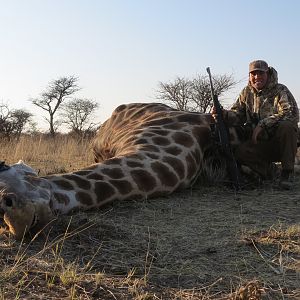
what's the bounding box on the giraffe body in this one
[0,103,216,238]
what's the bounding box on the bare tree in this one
[31,76,80,136]
[60,98,99,138]
[0,104,32,139]
[0,104,9,133]
[157,73,236,113]
[157,77,193,111]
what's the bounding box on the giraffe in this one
[0,102,233,240]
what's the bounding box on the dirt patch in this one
[1,136,300,299]
[1,179,299,299]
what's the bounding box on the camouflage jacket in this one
[227,67,299,136]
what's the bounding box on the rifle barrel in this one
[206,66,240,190]
[206,67,215,101]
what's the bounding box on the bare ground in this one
[0,138,300,299]
[1,179,300,299]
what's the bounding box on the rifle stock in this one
[206,67,240,190]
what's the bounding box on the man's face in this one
[249,70,268,91]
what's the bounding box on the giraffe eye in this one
[3,195,13,207]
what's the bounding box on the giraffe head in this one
[0,161,54,240]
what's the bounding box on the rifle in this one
[206,67,240,190]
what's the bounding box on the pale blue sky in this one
[1,0,299,129]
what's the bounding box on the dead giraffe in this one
[0,102,228,239]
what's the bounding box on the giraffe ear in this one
[25,177,52,206]
[12,161,38,176]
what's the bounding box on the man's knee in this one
[276,121,297,136]
[275,121,298,162]
[275,121,298,149]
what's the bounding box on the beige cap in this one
[249,60,268,73]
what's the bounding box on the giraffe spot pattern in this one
[109,179,133,194]
[162,156,185,180]
[86,173,104,180]
[141,145,160,152]
[164,146,182,156]
[74,170,92,176]
[172,132,194,147]
[101,168,124,179]
[94,181,115,202]
[45,103,231,215]
[128,154,144,160]
[191,148,202,165]
[53,179,74,190]
[192,126,212,147]
[104,158,122,165]
[145,153,160,160]
[149,129,169,136]
[63,174,91,190]
[130,169,156,192]
[151,161,178,187]
[144,118,173,127]
[142,132,155,137]
[186,153,197,180]
[163,123,184,130]
[152,136,171,146]
[53,192,70,205]
[176,114,204,124]
[126,161,144,168]
[135,138,148,145]
[76,191,94,206]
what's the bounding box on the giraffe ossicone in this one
[0,102,229,239]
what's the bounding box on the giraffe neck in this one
[46,148,198,214]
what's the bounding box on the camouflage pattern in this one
[227,67,299,137]
[249,60,268,73]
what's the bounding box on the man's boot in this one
[279,169,294,190]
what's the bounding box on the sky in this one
[1,0,300,130]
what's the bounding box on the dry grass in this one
[0,135,94,175]
[0,136,300,299]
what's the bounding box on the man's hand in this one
[252,125,263,144]
[211,106,218,121]
[211,106,227,122]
